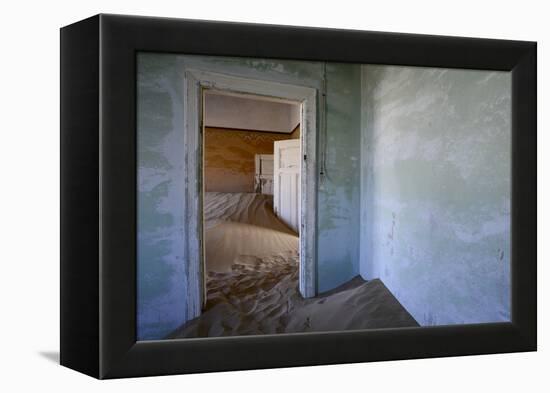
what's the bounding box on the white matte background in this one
[0,0,547,391]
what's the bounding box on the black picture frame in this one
[60,14,537,379]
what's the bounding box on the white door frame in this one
[183,69,318,321]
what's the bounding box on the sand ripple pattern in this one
[169,253,419,338]
[168,192,418,338]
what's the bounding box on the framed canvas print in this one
[60,14,537,379]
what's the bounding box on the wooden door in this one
[273,139,300,233]
[254,154,274,195]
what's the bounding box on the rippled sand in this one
[168,192,418,338]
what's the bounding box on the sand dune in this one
[168,192,418,338]
[204,192,295,234]
[204,192,298,273]
[205,222,298,272]
[169,254,418,338]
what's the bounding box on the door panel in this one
[254,154,274,195]
[274,139,300,233]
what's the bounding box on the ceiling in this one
[204,91,300,133]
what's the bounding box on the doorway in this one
[182,69,318,323]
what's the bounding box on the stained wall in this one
[137,53,361,339]
[204,127,291,193]
[290,125,300,139]
[317,63,361,292]
[359,65,511,325]
[137,53,512,338]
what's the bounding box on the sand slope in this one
[169,254,418,338]
[204,192,294,234]
[168,192,418,338]
[205,222,298,272]
[204,192,297,272]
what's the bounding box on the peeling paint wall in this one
[317,63,361,293]
[137,53,361,339]
[360,65,511,325]
[137,54,187,341]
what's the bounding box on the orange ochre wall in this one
[204,127,297,193]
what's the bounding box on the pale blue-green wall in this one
[137,53,361,340]
[138,56,510,338]
[360,65,511,326]
[137,54,187,340]
[317,63,361,292]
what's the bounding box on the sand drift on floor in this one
[168,192,418,338]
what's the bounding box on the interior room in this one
[137,54,510,340]
[169,90,418,338]
[175,92,304,336]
